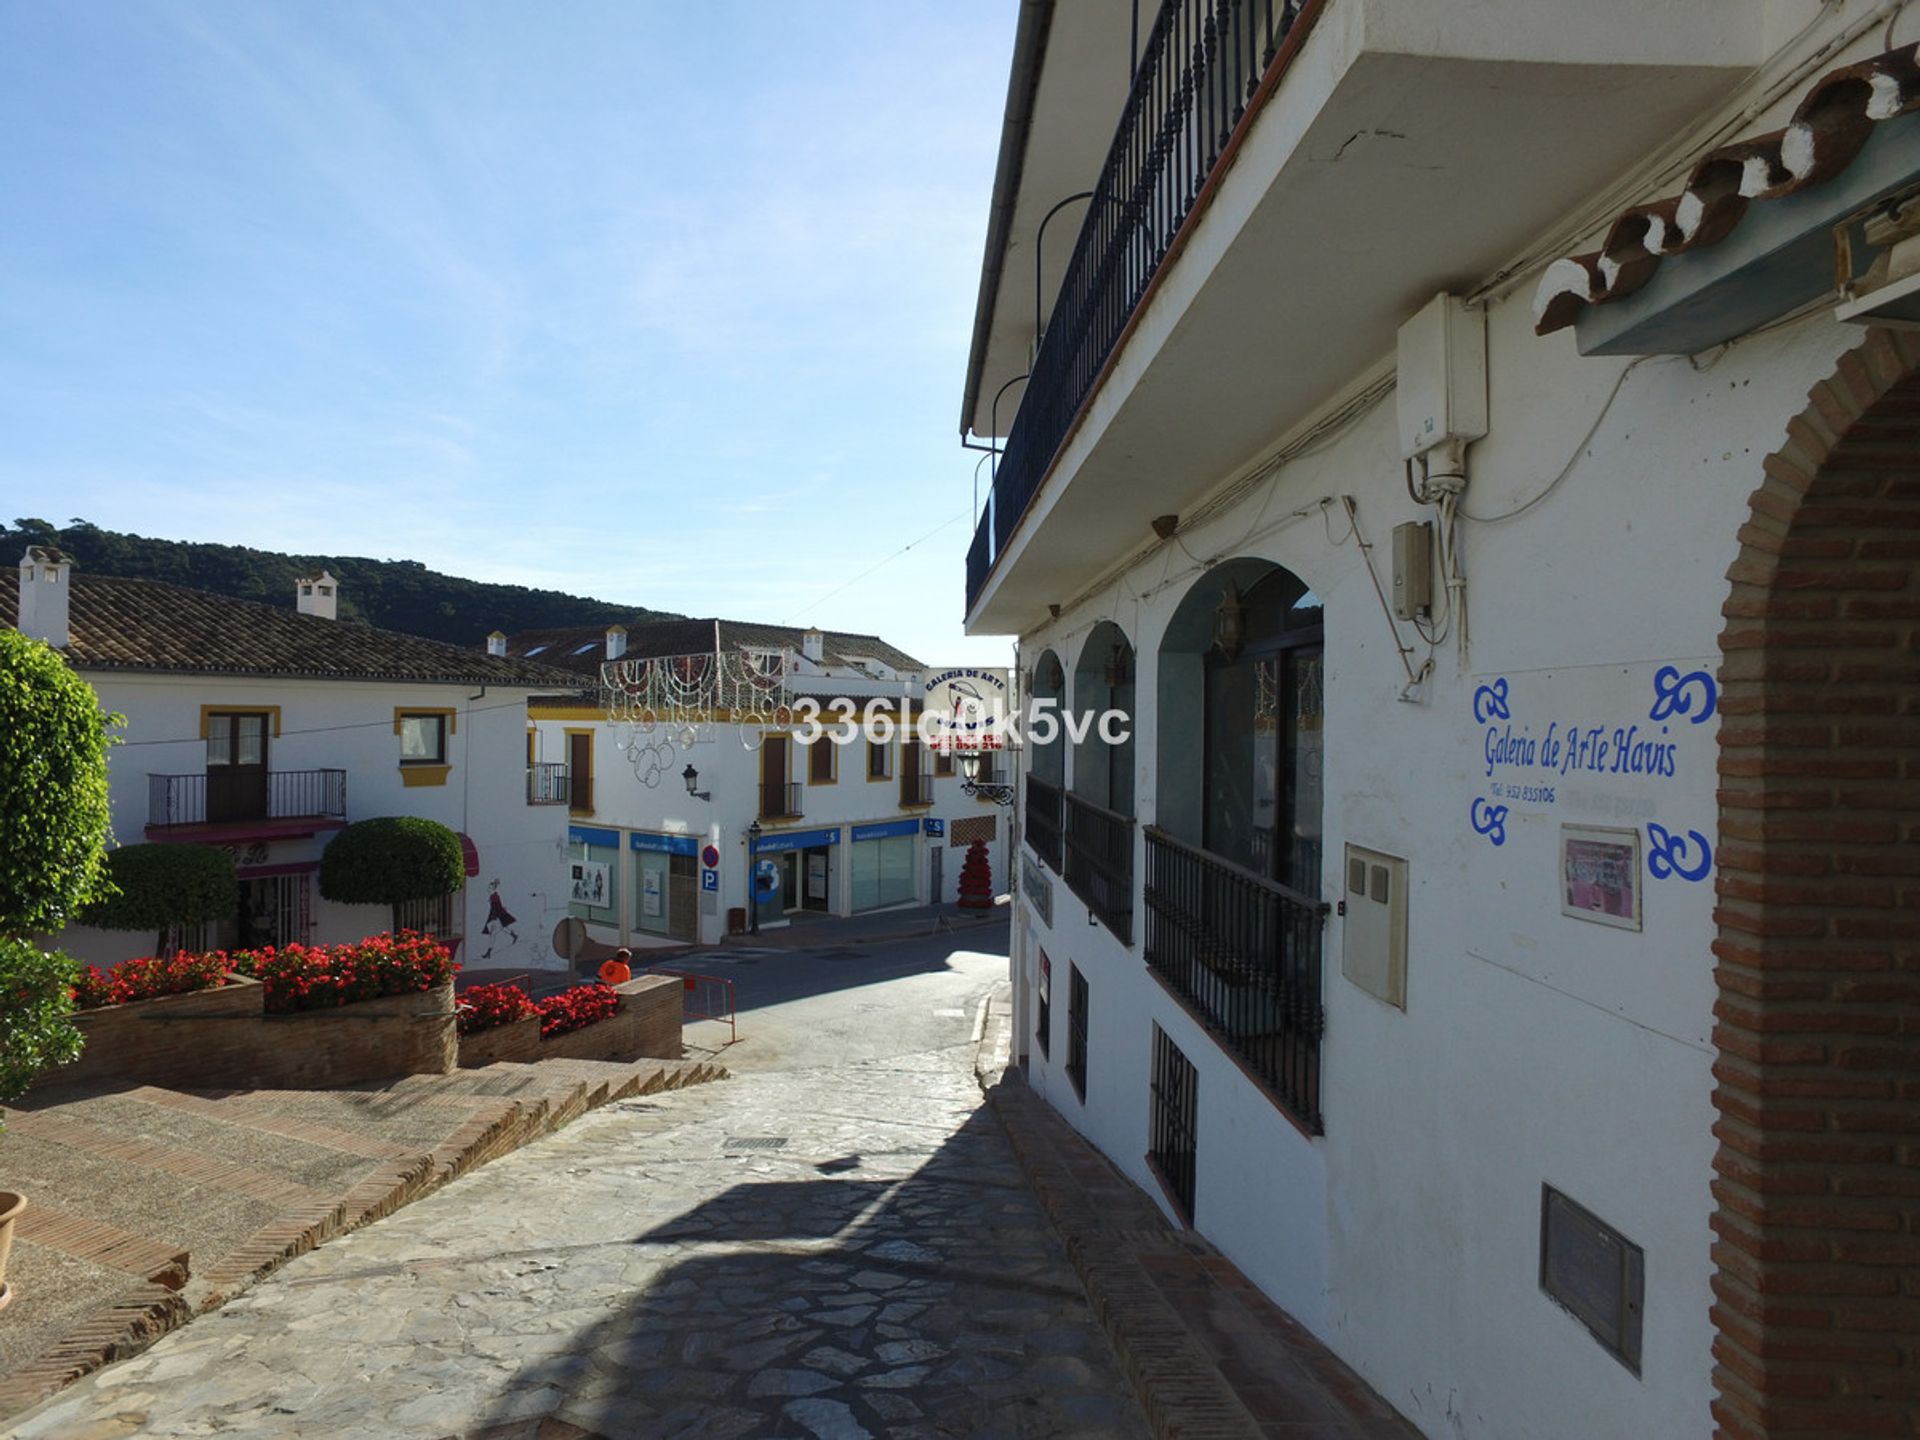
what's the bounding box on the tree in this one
[0,629,116,1109]
[0,629,117,934]
[79,844,237,940]
[957,838,994,910]
[320,817,465,909]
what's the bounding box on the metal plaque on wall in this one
[1540,1184,1645,1374]
[1021,853,1053,927]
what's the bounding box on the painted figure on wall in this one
[479,878,520,960]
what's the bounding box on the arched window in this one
[1070,622,1135,815]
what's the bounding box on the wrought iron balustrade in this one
[759,780,804,821]
[1064,790,1135,945]
[900,768,936,807]
[1143,825,1325,1132]
[967,0,1311,610]
[147,769,348,829]
[1026,772,1064,873]
[527,762,570,805]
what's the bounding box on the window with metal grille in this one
[1066,964,1089,1101]
[394,891,461,948]
[1148,1025,1198,1225]
[1035,950,1052,1058]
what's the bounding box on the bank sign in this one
[923,667,1009,750]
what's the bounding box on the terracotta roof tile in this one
[504,617,925,677]
[0,570,577,688]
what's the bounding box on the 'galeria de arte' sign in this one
[1466,663,1719,889]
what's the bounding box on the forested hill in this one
[2,518,676,647]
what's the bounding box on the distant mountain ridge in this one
[2,518,675,648]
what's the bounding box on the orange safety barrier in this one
[649,969,737,1046]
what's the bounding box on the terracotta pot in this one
[0,1191,24,1311]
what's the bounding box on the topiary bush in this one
[78,843,237,933]
[0,629,119,936]
[0,938,83,1103]
[319,817,464,907]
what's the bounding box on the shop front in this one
[850,818,918,913]
[630,831,699,943]
[751,825,840,927]
[566,824,621,936]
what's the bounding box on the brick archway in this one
[1712,328,1920,1439]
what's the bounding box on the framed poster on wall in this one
[1560,825,1641,931]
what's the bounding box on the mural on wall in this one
[1469,663,1718,889]
[478,878,521,961]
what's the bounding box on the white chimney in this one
[295,569,339,620]
[606,625,627,661]
[486,630,508,658]
[17,546,72,648]
[802,628,825,663]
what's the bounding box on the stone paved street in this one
[9,932,1151,1440]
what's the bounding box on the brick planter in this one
[37,977,457,1095]
[458,1014,542,1068]
[537,975,682,1063]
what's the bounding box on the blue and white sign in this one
[752,826,840,855]
[569,824,619,849]
[629,831,698,856]
[754,858,780,895]
[700,868,719,892]
[852,818,920,843]
[924,817,945,837]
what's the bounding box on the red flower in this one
[535,982,619,1038]
[457,982,538,1036]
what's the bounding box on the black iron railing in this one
[759,780,804,821]
[967,0,1310,610]
[1143,825,1326,1133]
[147,769,347,829]
[1026,772,1064,873]
[1066,964,1090,1100]
[900,768,936,807]
[527,762,570,805]
[1065,790,1135,945]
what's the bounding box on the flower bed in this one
[70,950,232,1010]
[536,982,618,1038]
[230,931,457,1014]
[458,981,539,1036]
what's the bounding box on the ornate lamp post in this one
[958,749,1016,807]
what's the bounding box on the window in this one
[1066,964,1089,1100]
[934,748,954,778]
[867,739,891,780]
[571,642,597,655]
[808,736,836,784]
[1035,951,1052,1058]
[395,891,460,947]
[526,645,549,656]
[1148,1025,1198,1224]
[398,712,448,764]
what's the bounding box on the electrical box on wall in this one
[1396,293,1487,460]
[1342,844,1408,1009]
[1392,521,1432,619]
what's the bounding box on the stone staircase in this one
[0,1055,727,1419]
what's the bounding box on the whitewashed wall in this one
[1009,291,1862,1440]
[57,674,570,972]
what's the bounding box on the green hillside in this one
[2,518,674,647]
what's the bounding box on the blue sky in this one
[0,3,1014,666]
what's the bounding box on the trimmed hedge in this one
[0,937,83,1104]
[79,843,237,932]
[319,817,464,907]
[0,628,118,935]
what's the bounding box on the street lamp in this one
[745,819,763,935]
[682,763,711,802]
[958,749,1016,807]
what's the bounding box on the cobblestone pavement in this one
[9,950,1150,1440]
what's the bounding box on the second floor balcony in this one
[759,780,804,822]
[147,768,348,840]
[527,762,570,806]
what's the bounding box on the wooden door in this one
[567,732,592,811]
[207,712,269,822]
[762,736,789,816]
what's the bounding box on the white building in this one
[509,618,1013,949]
[962,5,1919,1439]
[8,550,581,972]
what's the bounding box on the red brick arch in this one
[1712,328,1920,1440]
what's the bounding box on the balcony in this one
[1143,826,1327,1133]
[964,0,1763,627]
[527,762,570,806]
[146,769,347,842]
[759,780,804,821]
[900,768,936,808]
[1025,772,1063,873]
[1064,791,1134,945]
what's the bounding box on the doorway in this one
[206,711,270,823]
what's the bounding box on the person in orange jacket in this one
[598,948,633,985]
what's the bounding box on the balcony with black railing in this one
[527,762,570,806]
[1064,790,1135,945]
[1143,825,1326,1133]
[900,768,936,808]
[759,780,804,821]
[968,0,1310,610]
[147,768,348,833]
[1025,772,1064,873]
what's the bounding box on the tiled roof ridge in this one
[1534,42,1920,335]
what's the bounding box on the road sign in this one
[700,869,719,892]
[701,844,720,869]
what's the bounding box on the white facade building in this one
[8,553,580,973]
[962,5,1920,1439]
[511,618,1012,949]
